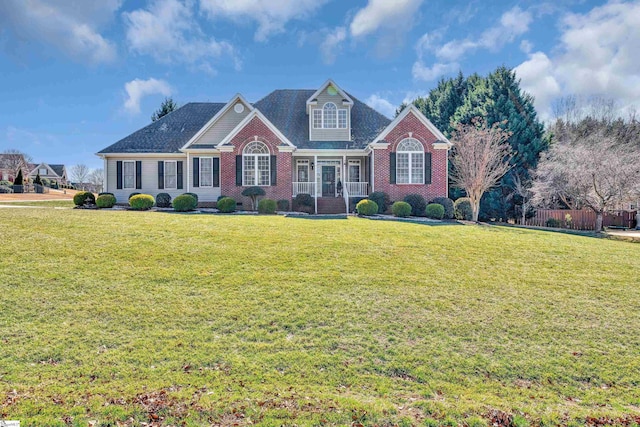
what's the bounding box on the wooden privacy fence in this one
[521,209,638,230]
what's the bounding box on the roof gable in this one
[306,79,353,112]
[372,104,451,146]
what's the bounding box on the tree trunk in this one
[472,199,480,222]
[595,212,604,233]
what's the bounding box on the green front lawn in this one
[1,209,639,426]
[0,200,75,208]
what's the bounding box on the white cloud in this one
[320,27,347,65]
[123,0,239,71]
[350,0,424,56]
[123,78,172,114]
[0,0,119,64]
[365,94,397,118]
[413,6,532,82]
[199,0,329,42]
[515,1,640,120]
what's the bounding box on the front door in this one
[322,166,335,197]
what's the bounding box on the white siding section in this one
[105,156,221,203]
[191,101,250,147]
[309,90,351,141]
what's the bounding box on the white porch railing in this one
[344,182,368,197]
[293,182,316,196]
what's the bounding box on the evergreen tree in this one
[151,97,178,122]
[14,169,23,185]
[34,173,42,185]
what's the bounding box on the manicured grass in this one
[0,200,75,208]
[1,209,639,426]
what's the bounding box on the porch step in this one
[316,197,347,214]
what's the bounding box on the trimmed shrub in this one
[98,192,114,197]
[391,201,412,217]
[217,195,227,201]
[425,203,445,220]
[96,194,116,208]
[217,197,236,213]
[546,217,562,228]
[73,191,96,206]
[41,177,50,187]
[129,194,155,210]
[258,198,277,214]
[294,193,314,211]
[454,197,473,220]
[403,193,427,216]
[173,194,197,212]
[184,192,199,203]
[369,191,391,213]
[431,197,454,219]
[356,199,378,216]
[277,199,290,211]
[156,192,172,208]
[242,186,266,210]
[128,192,141,200]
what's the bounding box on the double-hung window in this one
[297,160,310,182]
[200,157,213,187]
[312,103,348,129]
[396,138,424,184]
[348,160,360,182]
[243,141,270,186]
[123,161,135,189]
[164,161,177,189]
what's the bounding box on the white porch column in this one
[314,154,318,214]
[103,157,108,193]
[186,152,190,192]
[370,150,375,193]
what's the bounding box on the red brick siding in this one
[373,112,448,202]
[220,116,293,207]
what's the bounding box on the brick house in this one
[97,80,451,213]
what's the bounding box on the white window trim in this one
[243,142,270,187]
[123,160,136,189]
[199,157,213,188]
[348,159,361,182]
[312,104,349,129]
[39,168,48,176]
[163,160,178,190]
[296,159,310,182]
[396,139,425,185]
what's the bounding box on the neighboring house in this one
[28,162,68,185]
[0,153,28,182]
[97,80,451,213]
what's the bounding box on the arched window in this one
[243,141,270,186]
[323,102,337,128]
[396,138,424,184]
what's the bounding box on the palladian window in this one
[396,138,424,184]
[243,141,270,186]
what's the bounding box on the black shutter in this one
[177,161,183,190]
[135,161,142,189]
[116,161,123,189]
[424,152,432,184]
[389,153,396,184]
[235,155,242,186]
[270,155,277,186]
[192,157,199,188]
[213,158,220,187]
[157,161,164,189]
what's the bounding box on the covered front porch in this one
[291,155,370,199]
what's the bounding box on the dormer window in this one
[312,102,348,129]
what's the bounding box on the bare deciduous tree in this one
[511,172,533,225]
[71,164,90,190]
[88,168,104,193]
[1,149,32,177]
[450,119,513,222]
[532,131,640,232]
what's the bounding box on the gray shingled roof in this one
[98,102,226,154]
[253,89,391,149]
[49,164,65,177]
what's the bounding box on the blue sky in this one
[0,0,637,171]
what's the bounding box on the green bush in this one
[277,199,290,211]
[294,193,314,210]
[129,194,155,210]
[356,199,378,216]
[73,191,96,206]
[454,197,473,220]
[242,186,266,210]
[156,192,172,208]
[96,194,116,208]
[217,197,236,213]
[546,217,562,228]
[258,198,277,214]
[403,194,427,216]
[217,195,227,201]
[431,197,454,219]
[391,201,412,217]
[0,180,12,186]
[98,192,114,197]
[128,192,141,200]
[425,203,445,220]
[172,194,197,212]
[369,191,391,213]
[184,192,199,202]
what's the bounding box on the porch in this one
[291,156,370,198]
